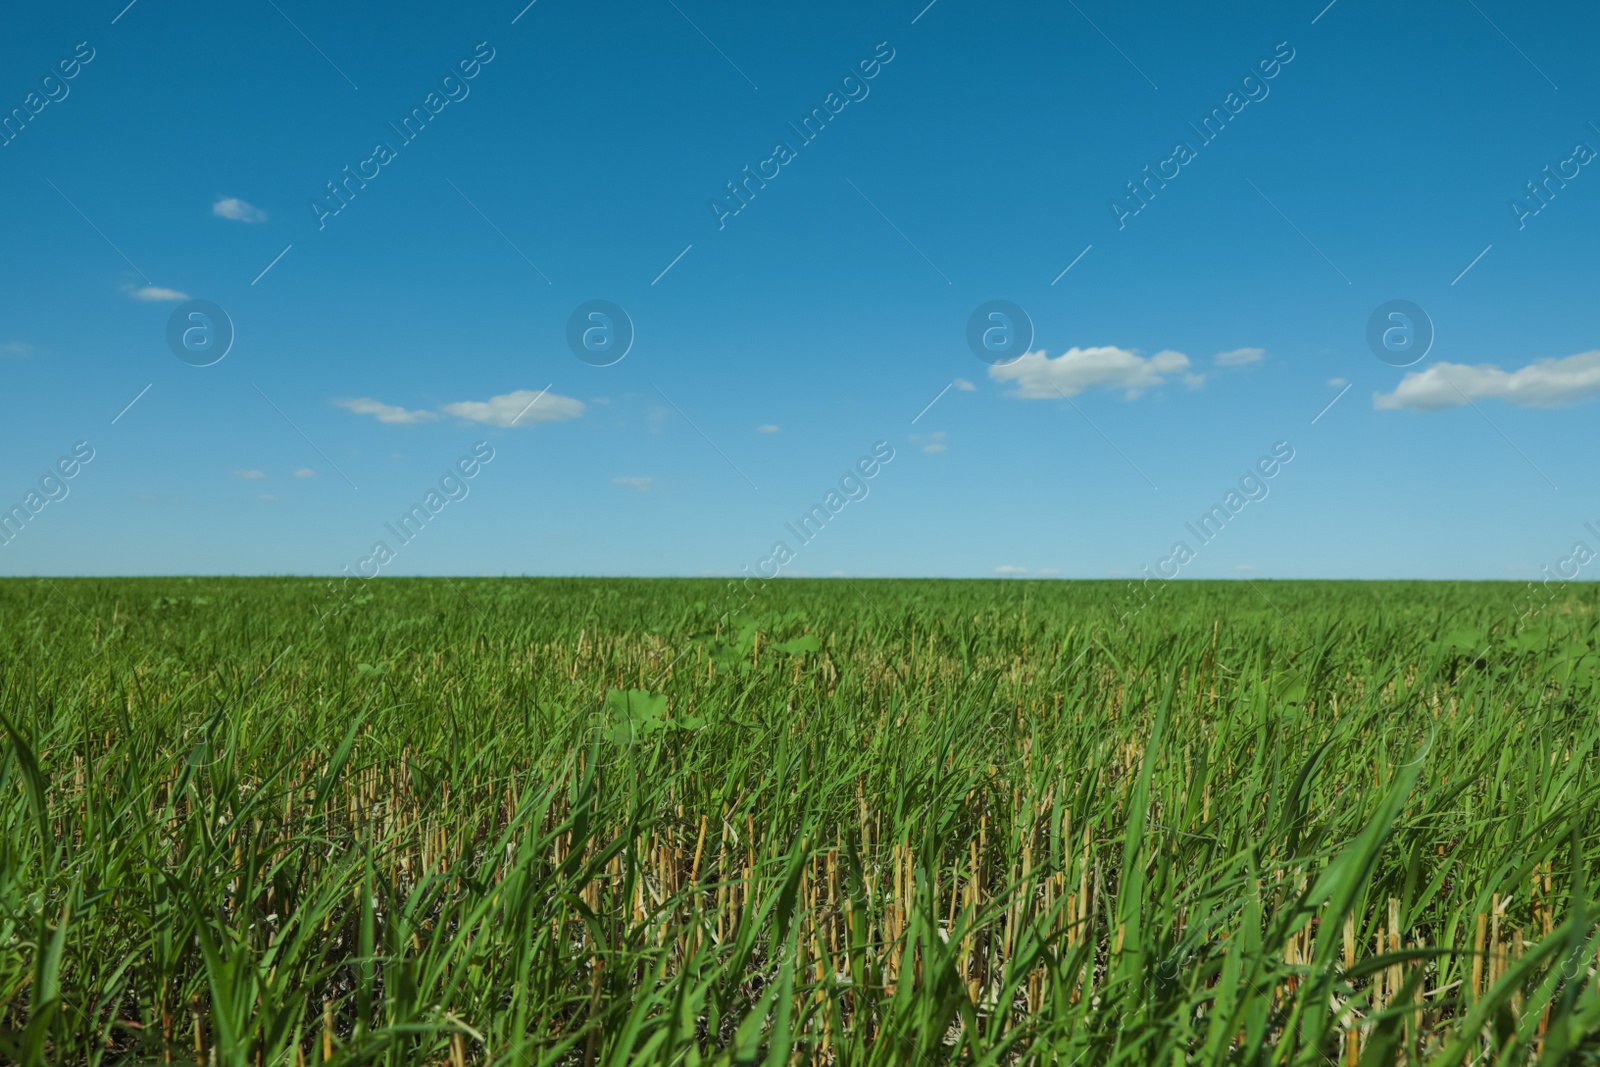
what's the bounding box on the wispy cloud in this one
[293,467,317,478]
[1375,351,1600,411]
[953,377,977,392]
[232,469,266,480]
[127,285,190,302]
[335,390,585,427]
[757,424,779,433]
[0,341,30,358]
[335,397,440,425]
[1215,346,1264,366]
[912,430,947,454]
[988,346,1193,399]
[613,476,652,492]
[213,197,267,223]
[440,390,585,428]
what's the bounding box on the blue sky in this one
[2,0,1599,580]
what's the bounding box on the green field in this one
[2,577,1598,1065]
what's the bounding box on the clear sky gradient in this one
[2,0,1598,580]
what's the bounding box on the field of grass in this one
[1,577,1598,1065]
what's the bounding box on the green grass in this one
[1,577,1598,1065]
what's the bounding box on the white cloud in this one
[1328,377,1348,387]
[258,493,278,502]
[1374,351,1600,411]
[613,476,652,492]
[758,424,780,433]
[1215,347,1264,366]
[953,377,976,392]
[233,469,266,480]
[994,565,1029,575]
[912,430,947,454]
[335,397,440,425]
[988,346,1193,399]
[293,468,317,478]
[213,197,267,223]
[1234,564,1256,573]
[128,285,189,302]
[440,389,585,428]
[0,341,29,358]
[1184,373,1206,389]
